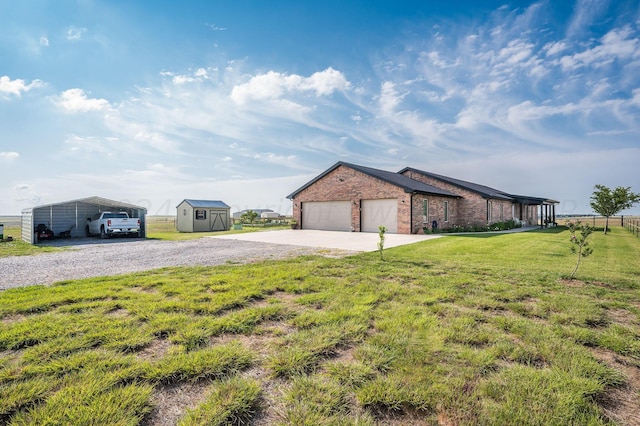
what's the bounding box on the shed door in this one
[361,199,398,233]
[210,210,227,231]
[302,201,351,231]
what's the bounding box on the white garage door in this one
[302,201,351,231]
[361,199,398,233]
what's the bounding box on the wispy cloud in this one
[0,152,20,160]
[66,26,87,41]
[566,0,610,37]
[206,23,227,31]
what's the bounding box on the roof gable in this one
[180,199,230,209]
[287,162,460,199]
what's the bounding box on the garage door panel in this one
[302,201,351,231]
[361,199,397,233]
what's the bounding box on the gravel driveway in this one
[1,238,339,291]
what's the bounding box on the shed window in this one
[444,201,449,222]
[183,209,187,216]
[195,210,206,220]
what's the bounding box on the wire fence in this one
[625,217,640,238]
[556,215,640,237]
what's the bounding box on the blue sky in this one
[1,0,639,216]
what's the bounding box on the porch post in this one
[540,204,543,228]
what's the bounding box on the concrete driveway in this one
[211,229,443,252]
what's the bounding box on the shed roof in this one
[179,199,230,209]
[22,196,147,213]
[399,167,514,201]
[287,162,461,199]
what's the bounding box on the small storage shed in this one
[176,200,231,232]
[21,196,147,244]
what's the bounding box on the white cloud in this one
[206,23,227,31]
[544,41,568,56]
[66,26,87,41]
[0,76,43,98]
[0,152,20,160]
[55,88,110,112]
[230,67,349,105]
[299,67,350,95]
[566,0,610,37]
[39,36,49,47]
[560,26,640,70]
[379,81,402,114]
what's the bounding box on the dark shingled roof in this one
[287,162,461,199]
[398,167,514,201]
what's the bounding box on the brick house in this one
[399,167,545,229]
[287,162,557,234]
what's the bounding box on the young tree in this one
[590,185,640,234]
[567,220,593,280]
[377,225,387,260]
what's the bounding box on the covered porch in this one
[510,196,559,228]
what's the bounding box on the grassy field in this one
[1,226,639,424]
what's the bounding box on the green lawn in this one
[1,227,639,425]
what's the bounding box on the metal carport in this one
[21,196,147,244]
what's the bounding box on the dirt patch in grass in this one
[1,313,26,324]
[243,366,287,426]
[146,381,210,426]
[607,308,638,326]
[327,344,358,365]
[374,407,432,425]
[591,348,640,425]
[105,308,129,317]
[137,339,172,361]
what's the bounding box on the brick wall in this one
[402,170,488,225]
[412,195,459,233]
[291,165,411,233]
[402,170,517,226]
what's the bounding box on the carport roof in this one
[22,196,147,212]
[287,161,461,199]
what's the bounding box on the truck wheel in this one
[85,226,91,237]
[100,227,107,239]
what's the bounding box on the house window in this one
[183,209,187,216]
[444,201,449,222]
[422,199,429,222]
[195,210,206,220]
[487,201,492,222]
[500,204,504,221]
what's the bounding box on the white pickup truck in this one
[86,212,140,239]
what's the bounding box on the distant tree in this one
[590,185,640,234]
[240,210,259,224]
[567,220,593,280]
